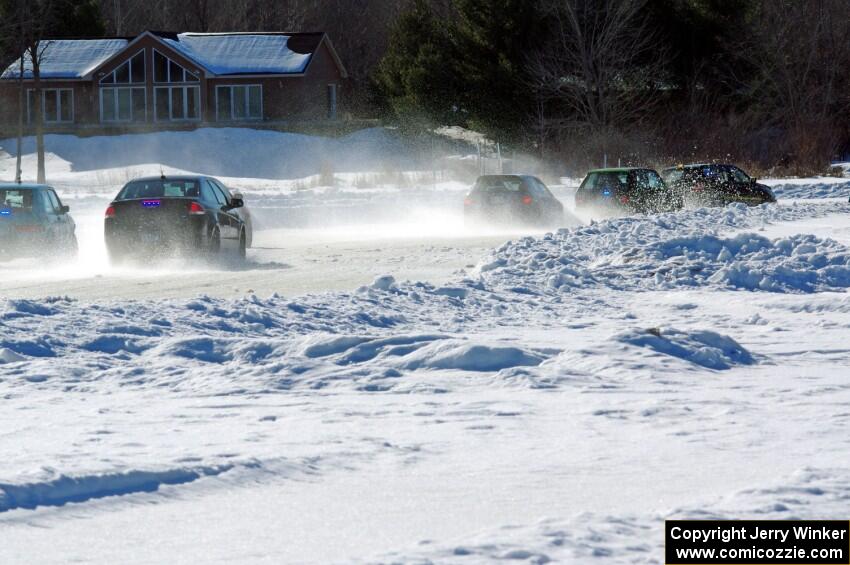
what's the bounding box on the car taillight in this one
[15,225,43,233]
[464,197,473,206]
[620,195,630,204]
[694,183,705,192]
[105,206,115,218]
[188,202,205,216]
[521,195,533,205]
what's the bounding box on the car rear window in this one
[582,172,629,190]
[0,189,35,214]
[117,180,200,200]
[473,176,524,195]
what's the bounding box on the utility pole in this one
[15,53,24,183]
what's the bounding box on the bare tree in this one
[736,0,850,170]
[2,0,57,183]
[528,0,666,132]
[14,53,25,183]
[29,38,54,184]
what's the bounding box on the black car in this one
[661,164,776,207]
[575,167,682,215]
[0,183,77,259]
[105,175,250,263]
[463,175,565,227]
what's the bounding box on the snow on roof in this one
[159,33,314,75]
[1,39,129,79]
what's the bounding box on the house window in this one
[153,50,200,83]
[101,87,146,122]
[327,84,338,119]
[100,50,145,85]
[215,85,262,121]
[152,50,200,121]
[99,50,146,123]
[154,86,200,121]
[26,89,74,123]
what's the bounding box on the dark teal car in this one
[575,168,683,215]
[0,183,77,259]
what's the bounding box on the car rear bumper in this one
[105,217,208,257]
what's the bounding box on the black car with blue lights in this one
[0,183,77,259]
[661,163,776,206]
[104,175,250,263]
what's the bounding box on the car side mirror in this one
[229,198,244,209]
[60,205,70,214]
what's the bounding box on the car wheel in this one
[238,229,247,260]
[66,235,78,257]
[207,227,221,256]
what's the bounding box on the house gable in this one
[314,36,348,80]
[86,32,208,82]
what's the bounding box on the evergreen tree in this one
[377,0,542,139]
[376,0,463,129]
[451,0,542,139]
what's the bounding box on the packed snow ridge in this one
[478,202,850,294]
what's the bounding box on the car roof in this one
[0,182,51,190]
[128,175,210,182]
[664,163,730,171]
[476,174,530,180]
[586,167,643,174]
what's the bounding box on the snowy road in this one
[3,151,850,563]
[0,188,552,300]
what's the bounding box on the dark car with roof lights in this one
[104,175,250,263]
[575,167,682,215]
[661,163,776,207]
[463,175,565,227]
[0,183,77,259]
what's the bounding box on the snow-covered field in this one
[2,130,850,563]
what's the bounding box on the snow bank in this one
[0,465,231,513]
[0,348,25,364]
[478,202,850,294]
[764,179,850,200]
[618,327,755,370]
[398,341,547,372]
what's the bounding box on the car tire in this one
[207,227,221,256]
[66,234,78,257]
[238,229,247,260]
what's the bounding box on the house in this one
[0,31,348,131]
